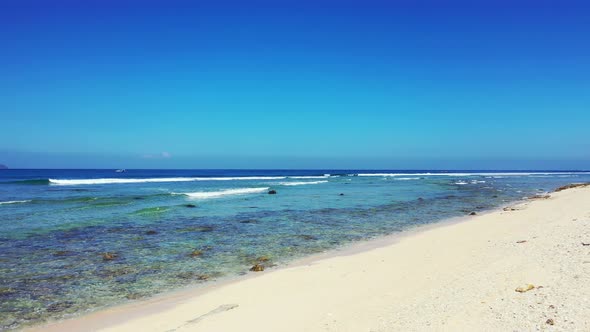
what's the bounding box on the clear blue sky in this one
[1,0,589,169]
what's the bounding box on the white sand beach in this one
[29,185,590,332]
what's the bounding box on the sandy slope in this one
[30,186,590,332]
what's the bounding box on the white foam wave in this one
[455,181,468,185]
[178,187,270,199]
[288,176,330,179]
[49,177,286,185]
[0,200,31,205]
[278,181,328,186]
[394,177,421,181]
[357,172,590,177]
[358,173,471,177]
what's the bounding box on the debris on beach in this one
[546,318,555,325]
[554,183,590,192]
[250,264,265,272]
[126,293,144,300]
[528,194,550,200]
[503,207,517,211]
[516,240,527,244]
[515,284,535,293]
[582,242,590,246]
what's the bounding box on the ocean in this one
[1,169,589,330]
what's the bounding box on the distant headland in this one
[0,164,8,169]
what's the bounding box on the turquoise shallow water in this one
[0,169,589,330]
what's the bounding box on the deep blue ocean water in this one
[1,169,589,330]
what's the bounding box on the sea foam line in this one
[288,175,330,179]
[175,187,270,199]
[357,172,590,177]
[278,181,329,186]
[48,177,286,185]
[0,200,31,205]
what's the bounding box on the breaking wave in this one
[278,181,328,186]
[48,177,286,185]
[0,200,31,205]
[175,187,270,199]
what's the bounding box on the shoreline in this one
[25,185,590,331]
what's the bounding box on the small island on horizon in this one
[0,164,7,170]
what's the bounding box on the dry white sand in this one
[29,185,590,332]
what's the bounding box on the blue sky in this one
[1,0,589,169]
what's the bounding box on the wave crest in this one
[0,200,31,205]
[176,187,270,199]
[48,177,286,185]
[278,181,328,186]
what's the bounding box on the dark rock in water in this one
[268,190,277,195]
[239,219,257,224]
[133,197,144,200]
[257,256,271,263]
[177,271,213,280]
[184,204,197,208]
[145,230,158,235]
[102,252,118,261]
[0,287,15,296]
[190,249,203,257]
[469,212,477,216]
[250,264,265,272]
[177,271,196,279]
[554,183,589,192]
[298,234,317,241]
[417,197,424,201]
[53,250,74,257]
[339,193,345,196]
[101,266,135,278]
[46,301,74,312]
[0,164,7,169]
[492,195,499,198]
[179,225,215,232]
